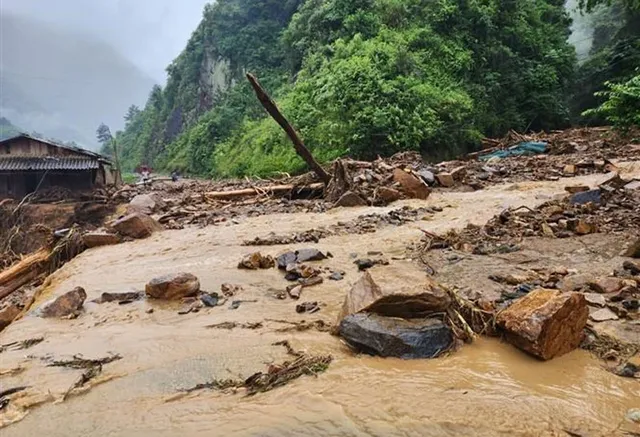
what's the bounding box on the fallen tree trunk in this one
[246,73,331,185]
[0,249,49,289]
[195,183,325,201]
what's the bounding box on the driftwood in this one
[195,183,324,201]
[246,73,331,184]
[0,249,48,292]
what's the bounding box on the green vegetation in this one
[113,0,637,179]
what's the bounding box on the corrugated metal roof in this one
[0,133,113,164]
[0,157,100,171]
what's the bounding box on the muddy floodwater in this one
[1,170,639,436]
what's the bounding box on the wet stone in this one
[590,308,619,322]
[334,191,368,208]
[590,277,625,294]
[583,293,606,307]
[39,287,87,318]
[417,169,436,185]
[393,169,431,200]
[112,213,163,239]
[238,252,275,270]
[97,291,143,304]
[145,273,200,300]
[329,271,344,281]
[339,313,453,359]
[570,189,601,206]
[200,293,220,308]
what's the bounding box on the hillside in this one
[114,0,639,177]
[0,13,156,149]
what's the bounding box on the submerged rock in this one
[496,289,588,360]
[145,273,200,300]
[112,213,163,239]
[339,313,453,359]
[40,287,87,318]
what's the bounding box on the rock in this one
[417,169,436,185]
[112,213,163,239]
[599,172,625,189]
[590,277,625,294]
[83,231,121,248]
[626,409,640,424]
[450,166,467,181]
[541,223,555,237]
[39,287,87,318]
[375,187,402,203]
[575,220,596,235]
[622,299,639,310]
[623,260,640,275]
[563,164,576,175]
[329,271,344,281]
[277,249,327,269]
[128,194,165,215]
[0,302,22,330]
[624,180,640,191]
[145,273,200,300]
[495,289,588,360]
[354,258,389,271]
[334,191,368,207]
[584,293,606,307]
[392,169,431,200]
[287,285,303,300]
[335,272,451,327]
[623,238,640,258]
[238,252,275,270]
[97,291,143,303]
[200,293,220,308]
[564,185,590,194]
[435,172,455,187]
[570,189,601,206]
[338,313,453,359]
[590,308,619,322]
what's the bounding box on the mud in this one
[1,168,639,436]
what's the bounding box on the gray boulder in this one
[339,313,453,359]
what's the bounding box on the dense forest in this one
[104,0,640,177]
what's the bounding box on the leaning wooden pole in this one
[246,73,331,184]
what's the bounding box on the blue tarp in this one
[479,141,548,161]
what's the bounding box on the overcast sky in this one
[0,0,210,82]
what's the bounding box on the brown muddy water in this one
[1,169,639,436]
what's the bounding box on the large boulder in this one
[112,213,163,239]
[145,273,200,300]
[393,169,431,200]
[127,193,165,215]
[496,289,588,360]
[335,272,451,327]
[83,231,121,248]
[39,287,87,318]
[339,313,453,359]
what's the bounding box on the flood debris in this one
[205,321,263,330]
[276,249,328,269]
[145,272,200,300]
[46,353,122,369]
[94,291,144,304]
[354,258,389,271]
[0,337,44,353]
[238,252,276,270]
[266,318,332,333]
[296,301,320,314]
[229,299,258,310]
[39,287,87,319]
[182,338,332,397]
[496,289,588,360]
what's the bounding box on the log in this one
[195,183,324,201]
[0,268,40,301]
[0,249,49,288]
[246,73,331,184]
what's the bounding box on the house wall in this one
[0,137,87,158]
[0,170,94,198]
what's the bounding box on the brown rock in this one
[335,272,451,327]
[589,308,619,322]
[450,166,467,181]
[575,220,596,235]
[145,273,200,300]
[83,231,121,248]
[0,303,21,330]
[435,172,455,187]
[238,252,275,270]
[334,191,368,207]
[590,277,625,294]
[127,194,165,215]
[564,185,589,194]
[39,287,87,318]
[496,289,588,360]
[112,213,162,239]
[393,169,431,200]
[563,164,576,175]
[624,238,640,258]
[375,187,402,204]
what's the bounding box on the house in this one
[0,134,115,198]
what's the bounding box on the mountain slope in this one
[0,13,156,149]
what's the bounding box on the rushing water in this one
[1,171,639,436]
